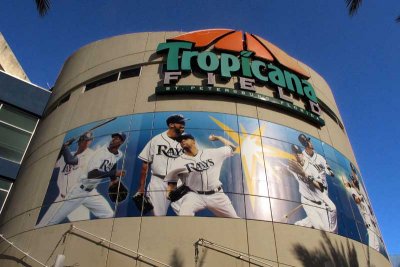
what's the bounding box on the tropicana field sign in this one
[155,29,324,126]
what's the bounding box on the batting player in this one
[288,144,337,233]
[345,163,381,250]
[165,133,239,218]
[45,132,126,226]
[36,132,94,227]
[298,134,334,195]
[136,114,188,216]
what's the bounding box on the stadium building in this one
[0,30,391,267]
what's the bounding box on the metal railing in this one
[0,234,48,267]
[194,238,274,267]
[70,225,171,267]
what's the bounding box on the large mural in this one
[35,111,386,255]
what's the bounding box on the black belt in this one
[153,174,165,179]
[304,197,321,205]
[80,184,94,192]
[196,186,222,195]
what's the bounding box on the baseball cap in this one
[291,144,302,154]
[350,162,356,172]
[111,132,127,142]
[78,131,93,142]
[298,134,311,147]
[166,114,190,125]
[176,133,195,142]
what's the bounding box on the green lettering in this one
[156,42,193,71]
[240,51,253,78]
[251,60,268,82]
[197,52,219,72]
[181,51,199,71]
[220,53,240,78]
[268,64,286,87]
[302,80,318,103]
[284,70,304,96]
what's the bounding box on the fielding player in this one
[136,114,188,216]
[165,133,239,218]
[345,163,381,250]
[288,144,337,233]
[298,134,334,195]
[45,133,126,226]
[36,132,94,227]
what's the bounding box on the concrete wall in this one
[0,33,29,82]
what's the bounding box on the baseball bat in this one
[65,117,117,145]
[281,204,303,222]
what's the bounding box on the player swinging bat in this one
[36,117,124,227]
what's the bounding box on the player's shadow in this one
[293,231,373,267]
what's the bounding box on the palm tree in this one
[346,0,400,22]
[346,0,362,15]
[35,0,50,16]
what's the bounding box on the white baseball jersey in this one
[302,150,330,188]
[80,145,123,189]
[56,148,94,196]
[166,146,233,191]
[138,131,183,176]
[290,161,337,233]
[288,164,324,204]
[349,187,376,228]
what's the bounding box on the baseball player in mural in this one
[287,144,337,233]
[345,162,381,250]
[298,134,334,195]
[44,132,126,226]
[135,114,188,216]
[36,132,94,227]
[165,133,239,218]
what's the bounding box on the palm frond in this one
[345,0,362,16]
[35,0,50,16]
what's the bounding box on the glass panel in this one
[0,190,8,213]
[153,111,239,132]
[0,178,12,191]
[240,134,268,196]
[0,104,37,131]
[0,122,31,162]
[245,195,272,221]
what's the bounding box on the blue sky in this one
[1,0,399,255]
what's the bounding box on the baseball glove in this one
[108,182,128,203]
[288,159,305,177]
[132,192,154,214]
[168,185,191,202]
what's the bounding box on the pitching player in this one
[288,144,337,233]
[345,163,381,250]
[298,134,334,195]
[136,114,188,216]
[165,133,239,218]
[45,132,126,226]
[36,132,94,227]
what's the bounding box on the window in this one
[0,177,12,214]
[120,67,141,80]
[0,103,38,162]
[85,73,119,91]
[84,66,142,92]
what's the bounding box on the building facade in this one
[0,33,50,214]
[0,30,391,267]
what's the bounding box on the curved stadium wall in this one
[0,30,391,267]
